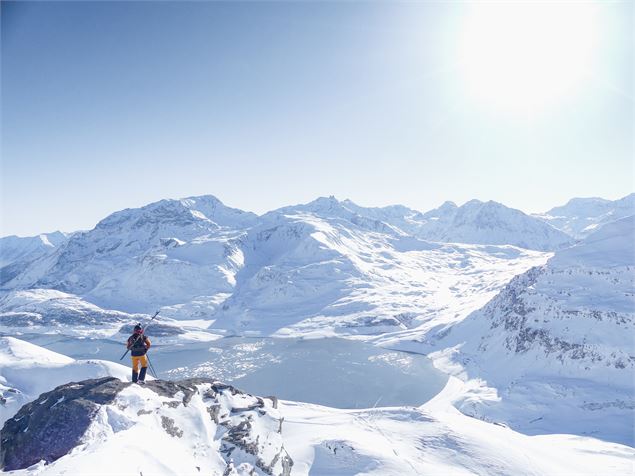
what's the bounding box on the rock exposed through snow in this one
[425,216,635,444]
[0,377,293,475]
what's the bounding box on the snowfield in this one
[1,193,634,474]
[380,216,635,446]
[0,337,130,427]
[534,193,634,239]
[1,339,633,476]
[282,378,634,476]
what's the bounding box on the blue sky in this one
[1,1,632,236]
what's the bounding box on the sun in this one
[458,2,599,116]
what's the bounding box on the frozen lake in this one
[14,334,448,408]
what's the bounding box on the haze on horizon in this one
[1,1,633,237]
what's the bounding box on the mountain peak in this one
[461,199,507,210]
[95,195,256,231]
[179,194,223,207]
[537,193,635,238]
[275,196,348,216]
[417,198,571,250]
[551,215,635,268]
[308,195,343,208]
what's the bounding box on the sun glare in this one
[458,2,599,116]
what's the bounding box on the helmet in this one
[133,324,143,334]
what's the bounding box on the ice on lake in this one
[18,334,448,409]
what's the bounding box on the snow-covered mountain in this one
[412,215,635,445]
[0,232,68,267]
[210,202,549,335]
[279,196,573,251]
[2,196,256,312]
[413,199,573,251]
[535,193,635,238]
[2,193,633,464]
[0,195,552,336]
[0,232,69,284]
[0,289,130,333]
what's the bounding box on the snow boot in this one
[132,370,139,383]
[139,367,147,383]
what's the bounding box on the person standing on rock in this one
[126,324,151,384]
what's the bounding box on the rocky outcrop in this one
[432,217,635,445]
[475,263,635,369]
[0,377,293,475]
[0,378,127,470]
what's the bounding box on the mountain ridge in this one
[534,192,634,238]
[411,216,635,445]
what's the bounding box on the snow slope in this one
[0,232,69,285]
[1,196,255,312]
[0,337,130,427]
[0,232,68,268]
[414,199,573,251]
[281,377,634,475]
[1,194,632,469]
[0,291,224,348]
[209,203,549,335]
[280,196,572,250]
[2,373,633,476]
[1,377,292,475]
[0,289,132,336]
[0,195,552,338]
[535,193,635,238]
[397,216,635,445]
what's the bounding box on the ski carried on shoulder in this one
[120,310,160,361]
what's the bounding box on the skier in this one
[126,324,151,384]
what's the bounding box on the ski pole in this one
[146,353,159,380]
[120,310,160,360]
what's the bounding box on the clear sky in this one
[1,1,633,236]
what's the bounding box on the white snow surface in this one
[535,193,635,238]
[412,199,573,251]
[0,195,552,338]
[0,337,130,427]
[1,194,634,474]
[550,214,635,268]
[0,289,132,336]
[210,208,550,336]
[3,378,290,476]
[0,232,68,268]
[380,216,635,445]
[281,377,634,475]
[2,367,633,475]
[288,196,572,250]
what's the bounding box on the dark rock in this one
[1,377,293,475]
[162,401,181,408]
[160,416,183,438]
[265,396,278,409]
[142,378,214,405]
[207,404,221,424]
[0,377,128,471]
